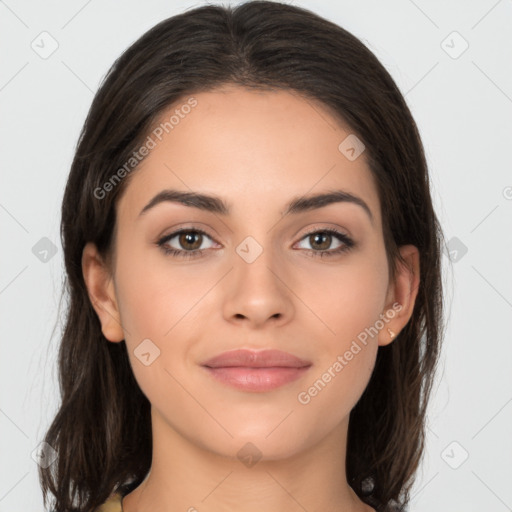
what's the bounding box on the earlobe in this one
[378,244,420,347]
[81,242,124,343]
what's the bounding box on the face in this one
[84,85,417,462]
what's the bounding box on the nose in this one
[222,247,295,329]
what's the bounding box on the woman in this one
[39,2,445,511]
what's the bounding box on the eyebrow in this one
[138,188,373,223]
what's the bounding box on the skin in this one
[82,85,420,512]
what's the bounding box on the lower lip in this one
[203,366,311,392]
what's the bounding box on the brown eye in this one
[308,232,332,251]
[178,231,203,250]
[295,228,355,258]
[157,228,217,258]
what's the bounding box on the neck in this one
[122,406,373,512]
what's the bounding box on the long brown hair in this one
[39,2,445,511]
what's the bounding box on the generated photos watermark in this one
[93,96,198,200]
[297,301,402,405]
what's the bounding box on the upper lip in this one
[201,349,311,368]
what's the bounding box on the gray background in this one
[1,0,511,510]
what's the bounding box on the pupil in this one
[312,233,330,250]
[181,232,201,250]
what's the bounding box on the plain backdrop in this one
[1,1,511,511]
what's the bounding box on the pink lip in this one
[201,349,312,392]
[201,349,311,368]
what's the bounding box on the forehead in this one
[117,86,381,225]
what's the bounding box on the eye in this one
[294,228,355,258]
[157,228,217,259]
[156,227,355,260]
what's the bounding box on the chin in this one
[208,430,310,463]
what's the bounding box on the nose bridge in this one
[236,237,278,285]
[223,232,294,326]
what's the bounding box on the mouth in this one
[200,349,312,392]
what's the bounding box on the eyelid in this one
[157,226,218,247]
[296,224,351,241]
[157,223,351,243]
[156,223,355,258]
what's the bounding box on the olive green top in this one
[94,491,123,512]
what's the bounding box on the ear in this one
[82,242,124,343]
[378,244,420,347]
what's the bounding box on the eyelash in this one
[156,227,355,260]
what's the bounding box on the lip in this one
[201,349,311,368]
[201,349,312,392]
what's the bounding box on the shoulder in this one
[93,491,123,512]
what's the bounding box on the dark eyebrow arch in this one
[138,189,373,224]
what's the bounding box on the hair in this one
[39,2,445,511]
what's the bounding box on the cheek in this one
[295,341,377,436]
[112,247,210,393]
[292,253,387,410]
[114,243,205,338]
[299,252,389,342]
